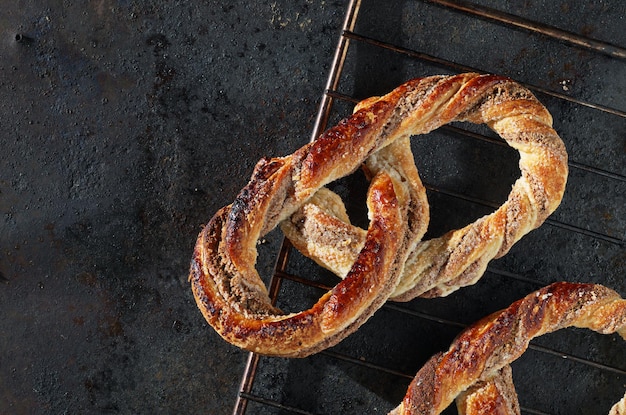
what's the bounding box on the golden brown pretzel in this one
[189,73,567,357]
[389,282,626,415]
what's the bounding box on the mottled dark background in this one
[1,1,625,414]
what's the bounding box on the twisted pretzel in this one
[389,282,626,415]
[189,73,568,357]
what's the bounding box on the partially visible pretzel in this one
[190,73,567,357]
[389,282,626,415]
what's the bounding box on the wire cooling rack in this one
[232,0,626,413]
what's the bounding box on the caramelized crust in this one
[191,172,416,357]
[190,72,621,414]
[189,73,567,357]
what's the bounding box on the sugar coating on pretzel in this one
[282,75,568,301]
[389,282,626,415]
[189,73,567,357]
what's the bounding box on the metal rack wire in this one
[232,0,626,413]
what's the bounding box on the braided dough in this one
[456,366,520,415]
[189,73,568,357]
[389,282,626,415]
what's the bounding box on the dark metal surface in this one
[1,1,624,414]
[0,1,344,414]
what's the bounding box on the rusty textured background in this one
[1,1,625,414]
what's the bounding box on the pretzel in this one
[189,73,567,357]
[457,375,626,415]
[389,282,626,415]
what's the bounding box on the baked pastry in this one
[189,88,430,357]
[190,73,567,356]
[389,282,626,415]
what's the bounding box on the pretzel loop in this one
[190,73,568,357]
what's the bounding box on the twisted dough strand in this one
[190,73,567,357]
[390,282,626,415]
[192,171,416,357]
[456,365,520,415]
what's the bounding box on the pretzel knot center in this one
[190,73,568,358]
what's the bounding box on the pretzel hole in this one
[411,125,520,239]
[255,227,288,286]
[325,169,371,230]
